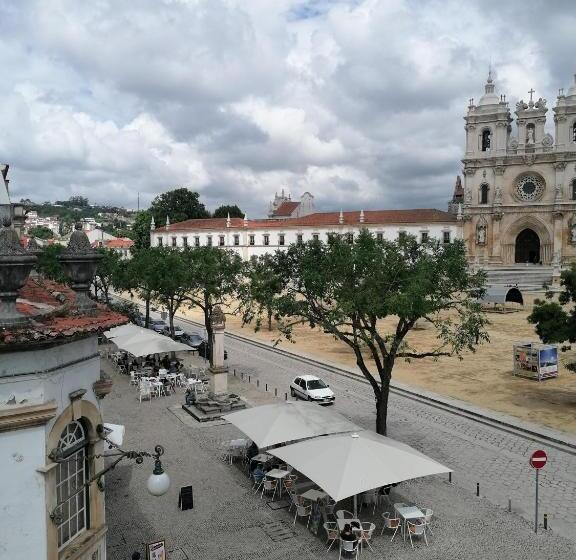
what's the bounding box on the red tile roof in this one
[155,209,456,232]
[91,238,134,249]
[271,201,300,217]
[1,278,127,349]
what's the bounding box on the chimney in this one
[339,210,344,225]
[243,214,248,227]
[359,210,365,223]
[226,213,231,228]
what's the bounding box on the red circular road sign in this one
[530,450,547,469]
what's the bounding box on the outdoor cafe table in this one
[394,504,425,540]
[265,468,290,496]
[336,518,361,531]
[252,453,272,464]
[300,489,328,502]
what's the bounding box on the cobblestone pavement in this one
[104,343,576,559]
[218,332,576,541]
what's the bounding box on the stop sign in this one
[530,450,547,469]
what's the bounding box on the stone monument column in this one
[209,305,229,400]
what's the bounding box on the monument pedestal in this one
[209,365,229,401]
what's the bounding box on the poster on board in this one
[539,346,558,375]
[147,540,166,560]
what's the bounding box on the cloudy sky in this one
[1,0,574,216]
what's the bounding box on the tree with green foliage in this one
[131,211,153,251]
[28,225,54,239]
[92,248,123,304]
[240,254,285,331]
[212,204,244,219]
[36,244,67,283]
[150,188,209,225]
[113,248,158,327]
[528,264,576,343]
[242,231,488,435]
[147,248,197,336]
[185,247,244,364]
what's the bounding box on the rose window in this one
[515,175,544,201]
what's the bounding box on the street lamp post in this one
[48,424,170,524]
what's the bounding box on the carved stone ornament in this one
[64,223,93,254]
[535,98,547,109]
[0,218,37,327]
[495,166,506,176]
[553,161,567,171]
[570,217,576,244]
[211,305,226,328]
[464,187,472,205]
[542,133,554,148]
[508,138,519,150]
[463,168,476,177]
[523,154,536,166]
[515,174,545,201]
[476,221,487,245]
[494,186,503,204]
[516,100,529,111]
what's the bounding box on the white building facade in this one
[151,209,461,260]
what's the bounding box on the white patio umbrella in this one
[111,329,160,348]
[103,323,144,338]
[222,401,360,448]
[269,430,451,515]
[117,335,191,357]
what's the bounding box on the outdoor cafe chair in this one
[406,520,428,548]
[323,522,339,552]
[336,510,355,520]
[421,508,433,535]
[130,371,138,387]
[293,503,312,528]
[358,522,376,552]
[283,474,298,494]
[339,538,359,560]
[361,489,379,515]
[288,491,306,512]
[261,478,278,501]
[380,512,400,541]
[139,381,152,403]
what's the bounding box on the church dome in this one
[566,74,576,98]
[478,71,500,106]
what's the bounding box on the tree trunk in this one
[144,293,151,328]
[375,377,391,436]
[203,301,213,365]
[169,301,175,337]
[267,306,272,331]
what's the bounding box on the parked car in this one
[290,375,335,405]
[161,325,185,339]
[149,319,167,333]
[133,313,145,327]
[180,333,205,349]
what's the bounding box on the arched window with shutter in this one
[480,183,489,204]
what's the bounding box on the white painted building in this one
[24,211,60,236]
[151,208,461,260]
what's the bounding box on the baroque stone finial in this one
[211,305,226,328]
[65,223,93,254]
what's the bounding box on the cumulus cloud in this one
[0,0,574,215]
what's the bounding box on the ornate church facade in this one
[461,73,576,267]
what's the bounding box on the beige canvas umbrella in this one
[269,430,451,514]
[116,334,191,357]
[104,323,145,338]
[222,401,360,449]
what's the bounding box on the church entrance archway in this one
[515,228,540,263]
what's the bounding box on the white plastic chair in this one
[339,538,359,560]
[323,522,339,551]
[139,380,152,403]
[336,510,355,520]
[421,508,433,534]
[261,478,278,501]
[358,522,376,552]
[380,512,400,541]
[293,503,312,528]
[406,520,428,548]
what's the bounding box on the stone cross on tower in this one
[528,88,535,106]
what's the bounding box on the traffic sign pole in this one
[529,449,547,534]
[535,468,539,534]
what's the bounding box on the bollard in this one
[508,498,512,513]
[275,388,277,397]
[265,383,268,392]
[285,392,288,401]
[257,379,259,388]
[448,472,452,483]
[476,483,480,497]
[543,513,548,530]
[249,375,251,383]
[234,369,236,376]
[241,372,243,380]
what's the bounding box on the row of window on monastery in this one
[156,229,452,248]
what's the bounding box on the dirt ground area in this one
[125,293,576,435]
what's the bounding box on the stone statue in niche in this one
[494,186,503,204]
[476,223,487,245]
[526,126,535,145]
[555,184,563,201]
